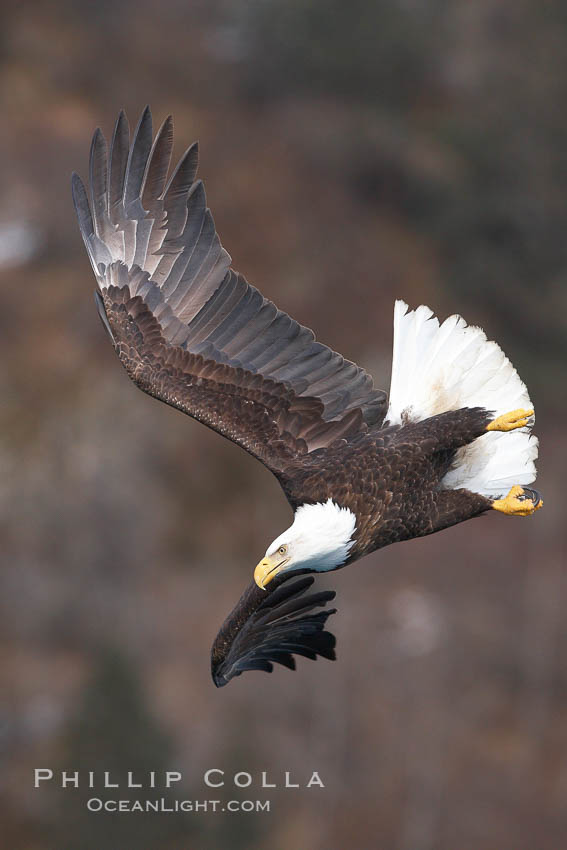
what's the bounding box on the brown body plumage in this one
[102,283,493,557]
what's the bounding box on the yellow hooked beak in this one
[254,555,289,589]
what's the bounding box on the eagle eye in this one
[278,545,287,556]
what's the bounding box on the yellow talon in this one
[486,408,534,432]
[492,485,543,516]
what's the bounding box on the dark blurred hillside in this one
[1,2,566,849]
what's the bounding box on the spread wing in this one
[211,575,337,687]
[72,107,387,478]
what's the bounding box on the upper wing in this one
[72,107,387,477]
[210,575,337,687]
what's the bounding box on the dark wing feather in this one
[73,108,387,477]
[211,575,337,687]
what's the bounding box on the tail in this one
[386,300,538,498]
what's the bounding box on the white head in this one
[254,500,357,589]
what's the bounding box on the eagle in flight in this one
[73,108,541,686]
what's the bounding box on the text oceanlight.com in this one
[86,798,271,813]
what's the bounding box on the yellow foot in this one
[492,485,543,516]
[486,408,534,432]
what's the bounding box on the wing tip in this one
[133,104,153,138]
[71,172,93,236]
[211,574,339,688]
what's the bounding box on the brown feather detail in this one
[101,286,367,475]
[277,408,493,546]
[73,108,388,449]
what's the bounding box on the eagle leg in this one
[397,407,492,452]
[491,485,543,516]
[486,408,534,432]
[431,488,492,533]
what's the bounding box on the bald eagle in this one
[73,108,541,686]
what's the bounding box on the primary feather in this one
[72,107,387,440]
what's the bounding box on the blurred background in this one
[1,1,566,848]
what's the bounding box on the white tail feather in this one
[386,300,538,498]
